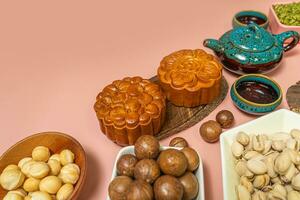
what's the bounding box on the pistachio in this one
[252,190,267,200]
[240,176,254,193]
[232,141,244,158]
[288,190,300,200]
[263,140,272,155]
[268,189,286,200]
[292,173,300,190]
[281,164,298,183]
[287,149,300,165]
[272,140,286,152]
[273,183,287,197]
[253,174,270,189]
[235,161,248,177]
[287,139,300,151]
[236,132,250,146]
[243,151,262,160]
[245,134,253,151]
[247,159,267,175]
[272,177,283,185]
[275,152,292,175]
[236,185,251,200]
[290,129,300,140]
[253,135,265,153]
[264,152,279,178]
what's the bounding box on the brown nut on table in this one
[179,172,199,200]
[216,110,234,129]
[169,137,189,148]
[108,176,133,200]
[199,120,222,143]
[117,154,138,177]
[181,147,200,172]
[157,149,187,177]
[134,135,160,160]
[154,175,183,200]
[134,159,160,184]
[126,180,153,200]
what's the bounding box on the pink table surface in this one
[0,0,299,199]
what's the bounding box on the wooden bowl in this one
[0,132,87,199]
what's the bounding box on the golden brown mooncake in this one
[94,76,166,146]
[157,49,222,107]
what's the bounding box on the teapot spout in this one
[203,39,224,54]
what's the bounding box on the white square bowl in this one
[220,109,300,200]
[107,146,205,200]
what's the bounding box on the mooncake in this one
[157,49,222,107]
[94,76,166,146]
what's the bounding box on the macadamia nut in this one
[49,154,60,163]
[3,165,19,173]
[8,189,27,197]
[23,177,40,192]
[3,193,23,200]
[56,183,74,200]
[0,169,25,190]
[47,159,61,176]
[39,176,62,194]
[26,161,50,179]
[30,191,52,200]
[32,146,50,162]
[59,163,80,184]
[59,150,74,166]
[18,157,33,169]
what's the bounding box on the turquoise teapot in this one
[203,23,299,75]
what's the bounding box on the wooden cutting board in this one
[150,76,229,140]
[287,81,300,113]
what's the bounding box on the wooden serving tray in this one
[150,76,229,140]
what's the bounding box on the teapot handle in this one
[276,31,300,52]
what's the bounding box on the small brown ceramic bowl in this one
[0,132,87,199]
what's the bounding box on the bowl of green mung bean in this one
[269,1,300,42]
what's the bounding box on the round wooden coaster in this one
[287,81,300,113]
[150,76,229,140]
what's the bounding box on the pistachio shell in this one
[292,173,300,190]
[247,159,267,175]
[236,132,250,146]
[272,177,283,185]
[272,140,286,152]
[285,185,293,192]
[235,161,248,177]
[232,141,244,158]
[253,174,270,189]
[287,139,300,151]
[275,152,292,175]
[245,134,253,151]
[236,185,251,200]
[252,191,267,200]
[264,152,279,178]
[268,190,286,200]
[281,164,298,183]
[290,129,300,140]
[273,183,287,197]
[243,151,262,160]
[253,135,265,153]
[287,149,300,165]
[240,176,254,193]
[263,140,272,155]
[288,190,300,200]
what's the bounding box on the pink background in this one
[0,0,299,199]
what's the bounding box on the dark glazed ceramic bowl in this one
[233,10,269,29]
[230,74,282,115]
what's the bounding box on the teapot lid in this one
[229,24,274,52]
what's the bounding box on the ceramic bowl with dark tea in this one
[233,10,269,29]
[230,74,282,115]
